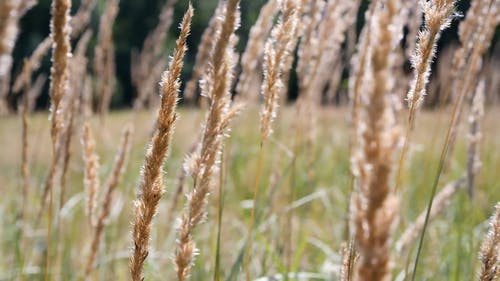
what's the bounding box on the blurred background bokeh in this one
[8,0,500,110]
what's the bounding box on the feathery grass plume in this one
[348,0,376,132]
[86,125,132,276]
[407,0,457,116]
[445,0,499,163]
[174,1,240,280]
[12,0,96,97]
[131,0,178,109]
[236,0,278,101]
[395,0,457,194]
[350,0,402,280]
[296,0,324,88]
[466,80,485,198]
[478,203,500,281]
[410,3,499,275]
[48,0,71,185]
[42,0,72,277]
[82,123,100,227]
[244,1,298,279]
[49,0,71,151]
[301,0,359,102]
[94,0,118,117]
[184,2,224,105]
[129,6,192,281]
[0,0,36,114]
[395,178,465,253]
[260,0,299,141]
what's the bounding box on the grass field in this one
[0,106,499,280]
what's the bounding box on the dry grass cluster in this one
[0,0,499,280]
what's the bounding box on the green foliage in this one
[0,107,498,279]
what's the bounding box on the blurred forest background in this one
[8,0,500,110]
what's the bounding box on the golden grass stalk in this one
[396,178,465,254]
[95,0,118,117]
[86,125,132,276]
[350,1,402,280]
[82,123,100,227]
[132,0,178,109]
[259,0,299,141]
[42,0,72,277]
[129,6,192,281]
[174,1,240,280]
[236,0,278,101]
[478,203,500,281]
[184,2,224,104]
[466,80,485,198]
[49,0,71,151]
[407,0,456,116]
[340,241,356,281]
